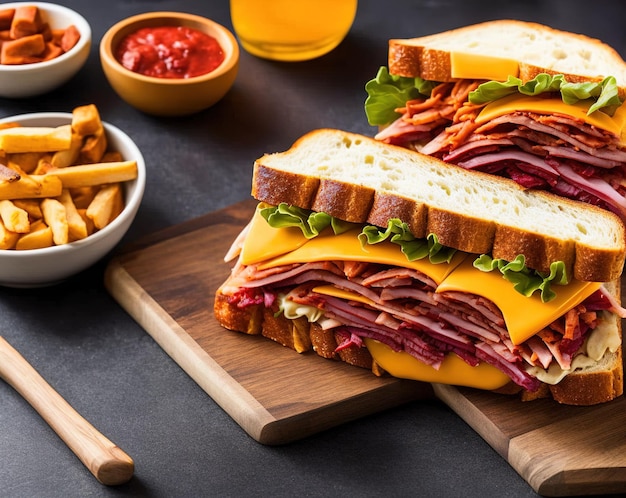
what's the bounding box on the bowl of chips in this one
[0,2,91,98]
[0,106,145,287]
[99,11,239,116]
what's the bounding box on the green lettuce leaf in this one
[260,203,356,239]
[364,66,439,126]
[473,254,569,302]
[469,74,622,116]
[358,218,456,264]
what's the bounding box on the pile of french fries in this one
[0,104,138,250]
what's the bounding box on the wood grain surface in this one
[104,199,429,445]
[104,200,626,496]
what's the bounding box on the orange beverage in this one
[230,0,357,61]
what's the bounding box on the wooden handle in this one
[0,336,134,486]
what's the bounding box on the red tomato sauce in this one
[115,26,225,79]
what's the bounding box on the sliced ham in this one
[227,254,606,392]
[442,137,515,162]
[377,81,626,221]
[475,342,541,392]
[457,149,557,174]
[550,162,626,219]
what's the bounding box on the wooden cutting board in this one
[104,200,626,496]
[104,199,430,445]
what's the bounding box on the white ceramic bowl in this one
[0,3,91,98]
[0,112,145,287]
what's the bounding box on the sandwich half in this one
[365,20,626,221]
[214,129,626,405]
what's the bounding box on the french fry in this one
[58,189,87,240]
[0,125,72,153]
[100,151,124,163]
[41,198,68,245]
[33,154,55,175]
[46,160,137,188]
[70,186,97,209]
[71,104,102,137]
[0,199,29,233]
[12,199,42,219]
[15,221,53,250]
[108,186,125,223]
[6,151,42,174]
[0,174,62,200]
[41,43,63,62]
[86,183,121,229]
[77,208,95,236]
[0,219,19,249]
[50,130,82,168]
[80,127,107,163]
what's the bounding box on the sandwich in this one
[214,129,626,406]
[364,20,626,220]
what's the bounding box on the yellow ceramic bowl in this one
[99,11,239,116]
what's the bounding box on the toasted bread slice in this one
[251,129,626,283]
[388,20,626,92]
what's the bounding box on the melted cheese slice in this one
[436,258,601,345]
[476,94,626,137]
[241,208,311,264]
[450,52,519,81]
[244,210,466,285]
[364,338,511,389]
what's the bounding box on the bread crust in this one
[252,165,319,208]
[251,130,626,283]
[214,287,376,371]
[311,178,375,223]
[549,348,623,405]
[491,226,575,275]
[388,20,626,94]
[368,192,428,238]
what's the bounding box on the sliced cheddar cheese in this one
[436,258,601,345]
[365,338,511,389]
[450,52,519,81]
[244,206,466,285]
[241,207,311,265]
[475,94,626,137]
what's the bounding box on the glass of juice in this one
[230,0,357,61]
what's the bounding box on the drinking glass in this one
[230,0,357,61]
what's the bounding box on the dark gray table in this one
[1,1,624,496]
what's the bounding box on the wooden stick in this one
[0,336,134,485]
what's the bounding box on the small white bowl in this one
[0,112,146,287]
[0,2,91,98]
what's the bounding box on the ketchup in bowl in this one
[115,26,225,79]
